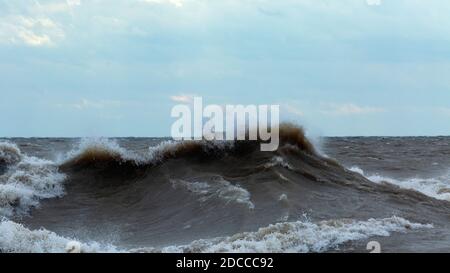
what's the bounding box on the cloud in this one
[67,0,81,7]
[141,0,184,8]
[282,103,304,117]
[366,0,382,6]
[0,0,82,47]
[437,107,450,116]
[57,99,122,110]
[170,94,196,103]
[0,16,64,46]
[321,103,386,116]
[18,31,51,46]
[29,0,81,14]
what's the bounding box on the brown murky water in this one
[1,128,450,253]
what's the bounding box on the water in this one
[1,127,450,253]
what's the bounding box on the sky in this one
[1,0,450,137]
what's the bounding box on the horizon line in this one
[2,135,450,139]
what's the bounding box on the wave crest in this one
[0,142,22,168]
[133,216,432,253]
[0,146,66,217]
[62,138,144,168]
[0,219,118,253]
[349,166,450,202]
[61,123,317,170]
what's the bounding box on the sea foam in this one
[0,142,66,217]
[133,216,432,253]
[349,166,450,202]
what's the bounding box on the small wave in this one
[264,156,294,170]
[278,193,289,203]
[349,166,450,201]
[0,147,66,217]
[0,219,119,253]
[171,177,254,209]
[133,216,432,253]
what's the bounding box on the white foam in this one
[264,156,294,170]
[139,216,431,253]
[0,141,22,166]
[349,166,450,201]
[171,177,255,209]
[276,172,290,181]
[0,153,66,217]
[279,193,288,202]
[349,166,365,175]
[0,219,119,253]
[1,216,431,253]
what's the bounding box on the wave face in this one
[2,127,450,252]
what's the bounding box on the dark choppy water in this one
[1,131,450,253]
[324,136,450,180]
